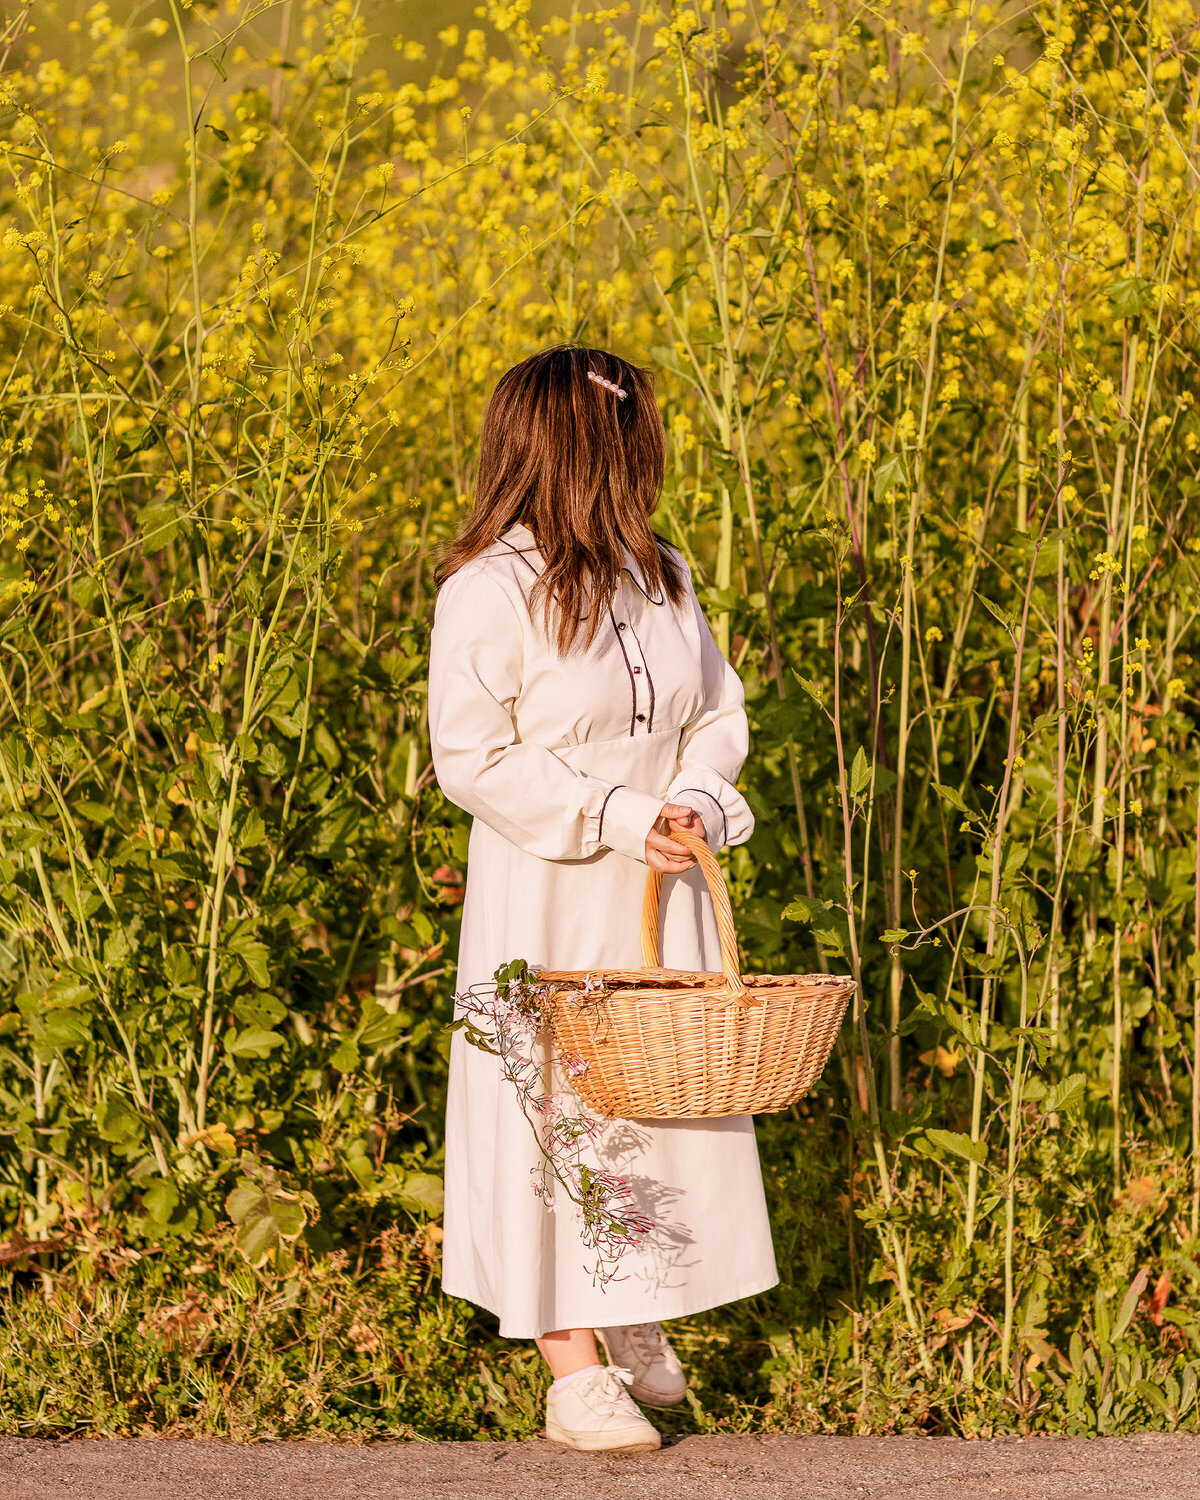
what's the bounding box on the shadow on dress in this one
[595,1119,697,1296]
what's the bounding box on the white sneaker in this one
[544,1365,661,1453]
[596,1322,688,1407]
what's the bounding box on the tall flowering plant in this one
[451,960,651,1287]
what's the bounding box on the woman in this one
[428,347,777,1452]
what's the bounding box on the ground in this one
[3,1434,1200,1500]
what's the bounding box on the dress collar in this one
[497,523,665,605]
[498,521,539,557]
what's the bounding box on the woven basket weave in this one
[542,828,854,1119]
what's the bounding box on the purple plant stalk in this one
[454,964,652,1287]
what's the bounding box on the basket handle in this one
[640,825,750,1002]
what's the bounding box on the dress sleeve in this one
[428,567,665,863]
[665,574,756,853]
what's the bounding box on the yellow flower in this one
[919,1044,961,1078]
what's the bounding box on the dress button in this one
[633,666,642,674]
[616,621,627,631]
[636,713,646,722]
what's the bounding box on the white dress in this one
[428,522,778,1339]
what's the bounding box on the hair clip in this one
[587,369,627,400]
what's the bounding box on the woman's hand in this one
[645,802,703,873]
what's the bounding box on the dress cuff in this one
[596,785,666,863]
[666,768,755,850]
[667,787,728,851]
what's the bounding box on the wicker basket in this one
[542,828,855,1119]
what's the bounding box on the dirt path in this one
[2,1433,1198,1500]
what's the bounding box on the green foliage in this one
[3,1112,1199,1439]
[0,1230,532,1439]
[2,0,1200,1441]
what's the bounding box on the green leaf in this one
[104,927,132,968]
[329,1038,361,1073]
[97,1095,142,1144]
[395,1171,445,1217]
[881,928,909,944]
[313,722,343,770]
[1112,1267,1149,1341]
[225,928,270,988]
[356,1163,446,1216]
[811,926,847,959]
[962,947,1004,975]
[1042,1072,1087,1114]
[849,745,871,798]
[873,452,905,502]
[136,499,186,551]
[975,591,1015,635]
[236,571,263,614]
[924,1128,988,1166]
[1013,1026,1055,1068]
[256,741,288,778]
[45,976,93,1008]
[782,895,835,924]
[40,1008,92,1049]
[343,1139,376,1188]
[358,1001,409,1048]
[306,801,362,857]
[226,1177,308,1268]
[1105,276,1155,320]
[793,674,826,706]
[116,424,162,460]
[1134,1379,1170,1416]
[226,1026,285,1059]
[129,636,157,678]
[451,1014,499,1056]
[235,807,267,850]
[73,800,114,824]
[1002,840,1029,878]
[142,1177,179,1226]
[165,944,197,987]
[232,991,287,1028]
[933,782,971,816]
[0,809,50,851]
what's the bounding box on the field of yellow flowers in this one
[2,0,1200,1440]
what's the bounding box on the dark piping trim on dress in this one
[497,537,540,577]
[597,784,625,846]
[608,607,639,736]
[620,565,666,606]
[625,616,656,734]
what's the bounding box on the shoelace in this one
[627,1322,669,1362]
[582,1365,636,1415]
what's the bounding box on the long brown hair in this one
[436,345,687,653]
